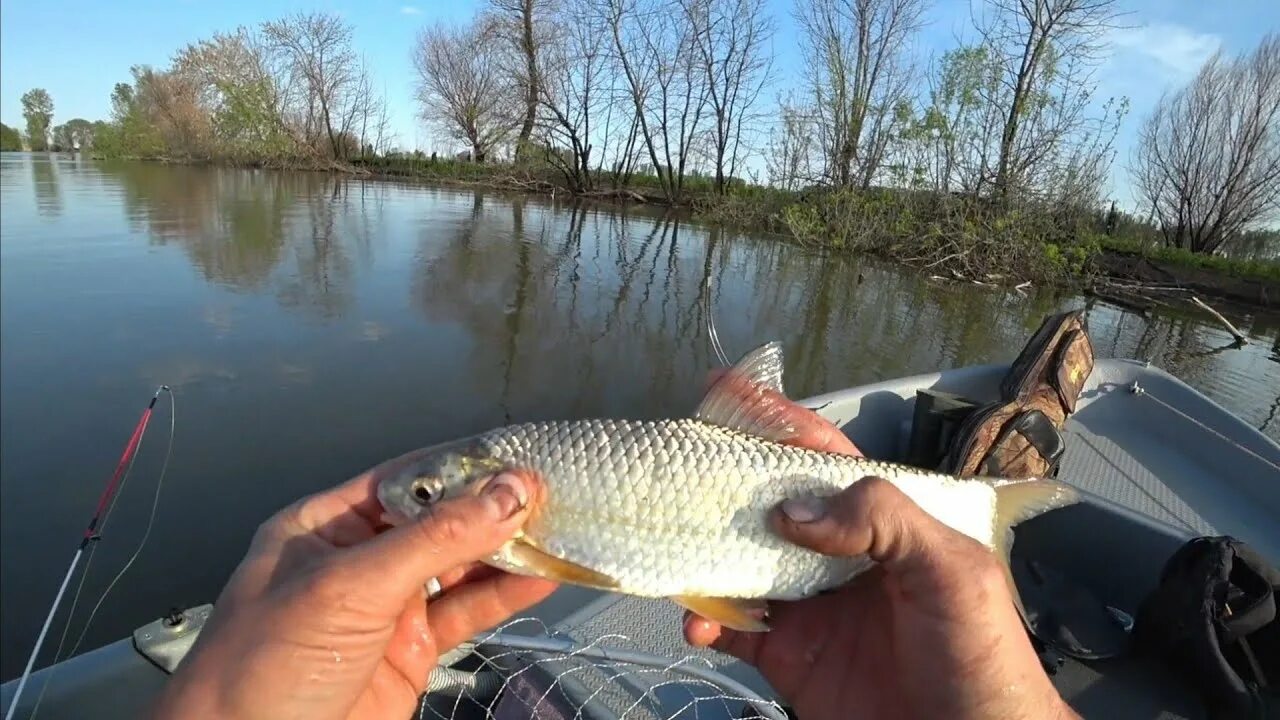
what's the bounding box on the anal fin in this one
[507,540,621,591]
[990,478,1080,624]
[673,596,770,633]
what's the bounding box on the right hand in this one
[684,476,1079,720]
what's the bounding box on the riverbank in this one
[1091,249,1279,310]
[353,156,1278,307]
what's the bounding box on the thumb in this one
[771,476,979,574]
[339,471,537,598]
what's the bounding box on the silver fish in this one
[377,342,1077,631]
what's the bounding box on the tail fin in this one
[990,479,1079,624]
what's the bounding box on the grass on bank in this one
[1096,236,1280,283]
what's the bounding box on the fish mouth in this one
[375,477,415,527]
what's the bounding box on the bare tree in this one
[680,0,773,193]
[765,95,817,190]
[975,0,1121,200]
[412,21,516,162]
[793,0,925,189]
[1133,34,1280,254]
[602,0,709,202]
[536,0,607,190]
[487,0,555,159]
[262,12,360,160]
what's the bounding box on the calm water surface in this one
[2,153,1278,678]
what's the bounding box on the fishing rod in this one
[4,385,172,720]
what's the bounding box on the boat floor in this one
[534,358,1280,720]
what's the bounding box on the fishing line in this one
[703,274,729,367]
[5,386,173,720]
[1131,383,1280,474]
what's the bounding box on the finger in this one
[681,612,765,664]
[436,562,498,592]
[771,476,975,573]
[382,591,435,699]
[683,613,724,648]
[427,573,559,652]
[704,369,861,457]
[780,405,862,456]
[338,472,539,598]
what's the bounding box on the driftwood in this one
[1087,286,1154,314]
[1189,296,1249,344]
[581,188,654,203]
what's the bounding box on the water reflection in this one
[403,190,1277,436]
[97,163,363,317]
[31,154,62,217]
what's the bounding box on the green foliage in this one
[210,78,293,161]
[20,88,54,151]
[110,83,135,123]
[0,123,21,151]
[92,102,166,159]
[92,72,167,159]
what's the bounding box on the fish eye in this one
[411,480,436,505]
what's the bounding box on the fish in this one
[376,342,1079,632]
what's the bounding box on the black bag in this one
[1135,536,1280,719]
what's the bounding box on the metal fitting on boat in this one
[134,604,212,673]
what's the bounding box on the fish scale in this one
[479,417,987,599]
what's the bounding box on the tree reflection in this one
[31,154,62,218]
[98,163,360,318]
[276,177,355,319]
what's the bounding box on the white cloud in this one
[1110,23,1221,82]
[400,5,422,15]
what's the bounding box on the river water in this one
[2,152,1277,679]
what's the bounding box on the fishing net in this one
[417,617,788,720]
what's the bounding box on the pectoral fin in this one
[507,540,621,591]
[672,596,770,633]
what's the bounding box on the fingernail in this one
[781,495,825,523]
[483,472,528,520]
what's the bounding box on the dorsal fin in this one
[694,341,798,443]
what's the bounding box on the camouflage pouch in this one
[944,393,1068,477]
[942,310,1095,478]
[1002,310,1095,416]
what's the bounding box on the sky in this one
[1,0,1277,209]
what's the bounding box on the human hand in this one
[683,408,1077,720]
[151,459,557,720]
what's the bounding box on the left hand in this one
[150,460,557,720]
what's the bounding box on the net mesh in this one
[417,618,787,720]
